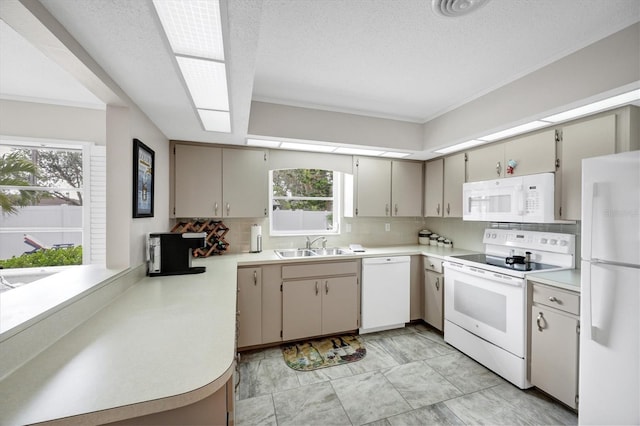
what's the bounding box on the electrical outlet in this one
[346,223,352,233]
[385,223,390,232]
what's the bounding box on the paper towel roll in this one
[250,224,262,253]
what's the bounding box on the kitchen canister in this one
[418,229,432,245]
[444,239,453,248]
[250,224,262,253]
[429,233,439,246]
[437,236,446,247]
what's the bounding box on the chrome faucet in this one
[306,236,327,249]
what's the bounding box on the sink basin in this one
[274,247,351,259]
[274,249,318,258]
[309,248,351,256]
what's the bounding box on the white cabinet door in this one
[443,153,465,217]
[355,157,391,217]
[559,114,616,220]
[504,130,556,177]
[174,144,222,218]
[391,161,423,217]
[424,158,444,217]
[466,143,504,181]
[222,148,268,218]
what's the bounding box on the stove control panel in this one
[483,229,575,253]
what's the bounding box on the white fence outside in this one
[0,205,82,260]
[272,209,332,232]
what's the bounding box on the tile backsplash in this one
[198,216,580,266]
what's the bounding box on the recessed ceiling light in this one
[480,121,549,142]
[176,57,228,111]
[435,139,486,154]
[153,0,224,60]
[198,110,230,133]
[541,89,640,123]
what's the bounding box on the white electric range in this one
[443,228,575,389]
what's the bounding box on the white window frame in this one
[269,169,341,236]
[0,136,96,265]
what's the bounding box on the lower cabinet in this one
[410,255,423,321]
[423,256,444,331]
[282,261,359,341]
[237,265,282,349]
[529,281,580,409]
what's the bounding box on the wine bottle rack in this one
[170,220,230,257]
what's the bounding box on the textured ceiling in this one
[1,0,639,152]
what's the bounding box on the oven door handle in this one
[444,261,524,287]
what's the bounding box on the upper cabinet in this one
[354,157,422,217]
[173,143,268,218]
[556,114,616,221]
[424,158,444,217]
[391,161,423,217]
[467,130,556,182]
[443,153,466,217]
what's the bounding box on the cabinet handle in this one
[436,203,440,215]
[253,270,257,285]
[226,203,230,216]
[394,204,398,216]
[496,161,502,176]
[446,203,450,215]
[548,296,557,303]
[315,281,319,295]
[537,312,546,332]
[214,202,219,216]
[325,280,329,295]
[435,277,440,291]
[385,204,390,216]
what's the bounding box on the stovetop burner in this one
[451,253,559,273]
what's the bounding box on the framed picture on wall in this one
[132,138,154,218]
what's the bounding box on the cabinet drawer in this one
[423,256,443,273]
[532,283,580,315]
[282,261,358,279]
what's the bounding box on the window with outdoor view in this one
[0,139,104,292]
[270,168,340,235]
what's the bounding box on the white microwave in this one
[462,173,555,223]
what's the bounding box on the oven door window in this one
[445,266,525,358]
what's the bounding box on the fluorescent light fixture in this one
[177,57,228,111]
[153,0,224,60]
[435,139,486,154]
[480,121,549,142]
[380,151,411,158]
[541,89,640,123]
[198,110,230,133]
[247,139,281,148]
[334,147,385,156]
[280,142,336,152]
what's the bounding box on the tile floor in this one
[235,323,578,426]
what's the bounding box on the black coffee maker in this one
[147,232,207,276]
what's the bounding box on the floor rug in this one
[282,334,366,371]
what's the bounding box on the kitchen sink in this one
[274,247,351,259]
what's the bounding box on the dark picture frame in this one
[132,138,155,218]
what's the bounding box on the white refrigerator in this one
[580,150,640,425]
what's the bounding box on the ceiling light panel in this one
[177,57,229,111]
[435,139,486,154]
[480,121,549,142]
[198,109,230,133]
[153,0,224,60]
[334,147,385,156]
[542,89,640,123]
[280,142,336,152]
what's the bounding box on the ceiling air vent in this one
[432,0,490,17]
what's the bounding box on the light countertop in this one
[0,244,476,425]
[526,269,581,292]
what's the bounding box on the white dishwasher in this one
[360,256,410,334]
